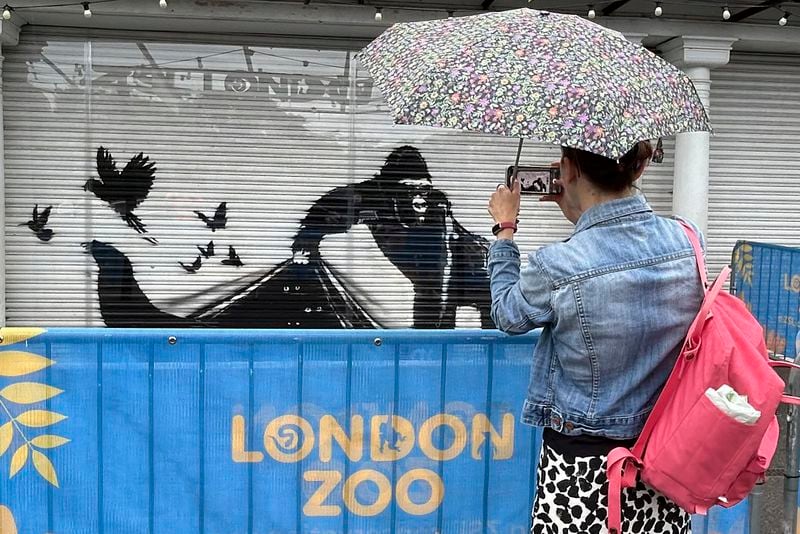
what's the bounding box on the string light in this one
[0,0,788,27]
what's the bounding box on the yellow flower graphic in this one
[0,504,17,534]
[0,328,68,487]
[733,243,754,286]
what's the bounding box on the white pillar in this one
[660,36,736,233]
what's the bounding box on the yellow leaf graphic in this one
[0,382,63,404]
[0,422,11,457]
[0,422,11,458]
[9,445,28,478]
[32,450,58,488]
[0,505,17,534]
[0,351,53,377]
[16,410,66,428]
[30,434,70,449]
[0,327,46,346]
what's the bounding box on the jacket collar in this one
[573,194,653,234]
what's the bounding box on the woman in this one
[487,141,704,534]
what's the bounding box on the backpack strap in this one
[767,361,800,405]
[631,221,712,456]
[677,220,708,288]
[607,447,641,534]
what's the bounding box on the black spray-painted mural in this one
[84,147,158,244]
[20,204,54,242]
[289,145,491,328]
[37,145,491,329]
[194,203,228,232]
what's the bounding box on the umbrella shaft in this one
[511,137,524,185]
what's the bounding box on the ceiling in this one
[3,0,799,54]
[260,0,799,25]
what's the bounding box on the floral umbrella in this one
[357,8,710,161]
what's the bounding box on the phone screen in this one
[506,166,559,195]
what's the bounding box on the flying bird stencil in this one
[197,241,215,258]
[194,202,227,231]
[221,245,243,267]
[20,204,54,242]
[84,147,157,244]
[180,255,203,273]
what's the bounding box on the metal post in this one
[750,482,764,533]
[783,368,800,533]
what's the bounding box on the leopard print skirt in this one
[531,442,691,534]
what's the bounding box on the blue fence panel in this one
[730,240,800,534]
[0,328,752,533]
[731,241,800,360]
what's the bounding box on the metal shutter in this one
[3,27,678,328]
[0,28,570,328]
[707,53,800,274]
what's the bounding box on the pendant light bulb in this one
[654,2,662,17]
[374,7,382,21]
[779,12,789,26]
[83,2,92,18]
[722,6,731,20]
[159,0,167,7]
[587,5,596,19]
[2,5,10,20]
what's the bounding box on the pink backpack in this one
[606,221,799,534]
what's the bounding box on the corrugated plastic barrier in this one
[731,240,800,534]
[0,328,748,533]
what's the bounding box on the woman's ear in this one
[560,156,579,185]
[632,160,650,182]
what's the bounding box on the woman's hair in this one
[561,140,654,193]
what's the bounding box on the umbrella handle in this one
[510,137,524,187]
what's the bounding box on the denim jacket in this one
[488,195,705,439]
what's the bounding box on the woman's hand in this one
[488,180,521,224]
[538,162,581,224]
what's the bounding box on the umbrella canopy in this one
[357,8,711,160]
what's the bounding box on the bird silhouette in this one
[197,241,215,258]
[19,204,54,242]
[180,255,203,273]
[84,147,157,244]
[194,202,227,231]
[221,245,243,267]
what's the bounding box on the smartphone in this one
[506,166,562,195]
